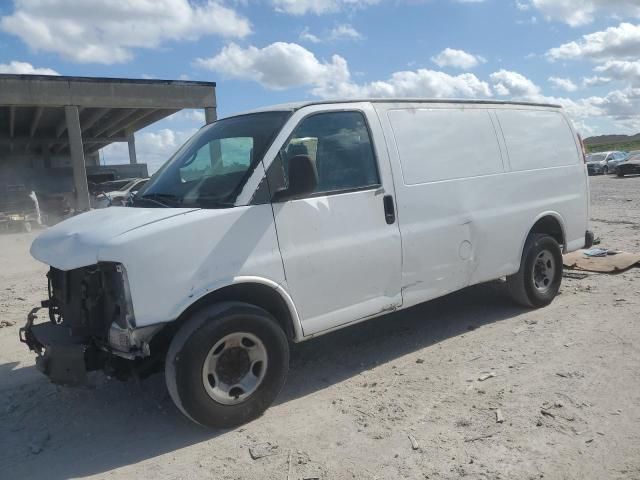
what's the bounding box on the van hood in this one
[31,207,199,270]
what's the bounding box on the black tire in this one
[507,234,563,308]
[165,302,289,429]
[617,172,624,178]
[603,166,609,175]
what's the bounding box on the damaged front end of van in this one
[15,206,199,386]
[20,262,163,386]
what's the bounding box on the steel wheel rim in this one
[201,332,268,405]
[532,249,556,293]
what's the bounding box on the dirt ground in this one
[1,175,639,480]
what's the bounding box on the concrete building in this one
[0,74,216,215]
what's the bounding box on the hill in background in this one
[584,132,640,153]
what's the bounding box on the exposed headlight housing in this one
[103,263,141,354]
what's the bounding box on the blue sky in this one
[1,0,639,172]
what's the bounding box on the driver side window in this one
[266,111,380,199]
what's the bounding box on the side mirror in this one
[273,155,317,202]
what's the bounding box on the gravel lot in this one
[1,175,639,480]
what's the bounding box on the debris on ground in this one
[583,248,615,258]
[249,442,279,460]
[563,271,591,280]
[496,409,505,423]
[478,372,496,382]
[563,249,640,273]
[408,434,419,450]
[464,432,496,443]
[556,371,584,379]
[0,319,16,328]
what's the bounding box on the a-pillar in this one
[64,105,91,212]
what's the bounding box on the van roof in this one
[235,98,562,116]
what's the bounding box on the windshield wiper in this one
[137,193,180,208]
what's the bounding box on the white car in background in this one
[94,178,148,207]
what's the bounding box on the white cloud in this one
[167,110,207,124]
[490,69,540,97]
[196,41,492,99]
[102,128,197,174]
[195,42,351,90]
[329,24,363,40]
[546,23,640,62]
[298,24,363,43]
[0,0,251,64]
[548,76,578,92]
[299,27,321,43]
[197,40,639,137]
[0,60,58,75]
[489,70,615,124]
[431,48,485,70]
[582,76,613,87]
[335,69,493,99]
[272,0,380,15]
[587,87,640,121]
[593,60,640,86]
[529,0,640,27]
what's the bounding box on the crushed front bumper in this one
[20,305,106,386]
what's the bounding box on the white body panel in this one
[31,205,288,328]
[375,102,587,307]
[273,189,402,335]
[266,102,402,336]
[30,99,589,342]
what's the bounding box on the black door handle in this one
[383,194,396,224]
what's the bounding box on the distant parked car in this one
[586,151,628,175]
[616,154,640,177]
[90,178,136,195]
[93,178,148,208]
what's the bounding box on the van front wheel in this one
[165,302,289,428]
[507,234,562,308]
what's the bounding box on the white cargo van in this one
[21,99,592,428]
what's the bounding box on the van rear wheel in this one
[165,302,289,428]
[507,234,562,308]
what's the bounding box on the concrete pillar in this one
[85,152,100,167]
[204,107,217,124]
[41,144,50,169]
[204,107,219,165]
[65,105,91,212]
[127,133,137,164]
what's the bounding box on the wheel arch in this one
[518,212,567,261]
[148,277,303,362]
[181,277,302,339]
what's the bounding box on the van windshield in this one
[134,111,291,208]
